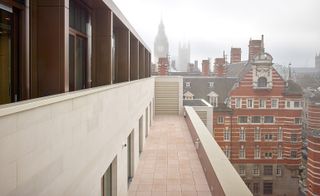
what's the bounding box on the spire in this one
[261,34,265,53]
[288,62,292,80]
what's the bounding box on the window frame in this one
[259,99,266,109]
[271,99,278,108]
[247,98,253,108]
[263,165,273,176]
[238,116,248,124]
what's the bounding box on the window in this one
[239,128,246,141]
[253,183,260,194]
[217,116,224,124]
[239,165,246,176]
[276,165,282,176]
[239,145,245,159]
[235,98,241,108]
[264,116,274,123]
[263,165,273,176]
[254,146,260,159]
[277,147,283,159]
[209,82,214,87]
[257,77,267,87]
[185,82,191,87]
[247,99,253,108]
[254,127,261,141]
[264,134,273,141]
[69,0,90,91]
[263,182,273,195]
[271,99,278,108]
[294,118,302,125]
[223,128,231,141]
[278,127,283,141]
[286,101,291,108]
[238,116,248,124]
[252,116,261,124]
[290,151,297,158]
[224,146,231,159]
[291,134,298,143]
[294,101,301,108]
[265,152,272,159]
[253,165,260,176]
[259,99,266,108]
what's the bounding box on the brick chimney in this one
[248,35,264,61]
[202,60,210,76]
[214,52,226,77]
[230,48,241,63]
[158,57,169,76]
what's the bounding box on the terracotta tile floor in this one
[129,115,211,196]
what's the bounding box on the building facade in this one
[154,19,169,65]
[315,53,320,70]
[306,90,320,196]
[213,51,303,195]
[177,42,190,72]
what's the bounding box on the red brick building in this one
[306,91,320,196]
[213,49,303,195]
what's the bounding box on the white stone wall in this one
[0,78,154,196]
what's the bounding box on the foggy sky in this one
[113,0,320,67]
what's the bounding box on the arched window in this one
[257,77,267,87]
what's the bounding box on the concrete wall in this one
[0,78,154,196]
[185,106,252,196]
[154,76,183,115]
[191,99,213,135]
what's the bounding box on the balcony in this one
[0,76,251,196]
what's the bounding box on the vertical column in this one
[92,8,112,86]
[139,44,145,79]
[36,0,69,96]
[130,34,139,81]
[114,26,130,83]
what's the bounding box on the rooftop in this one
[129,115,211,196]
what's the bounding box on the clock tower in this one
[154,20,169,65]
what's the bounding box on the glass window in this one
[264,134,273,141]
[253,165,260,176]
[0,8,13,104]
[290,151,297,158]
[185,82,191,87]
[224,146,230,159]
[238,116,248,124]
[102,164,112,196]
[254,127,261,141]
[263,166,273,175]
[263,182,273,195]
[278,127,283,141]
[254,146,260,159]
[217,116,224,124]
[252,116,261,124]
[276,165,282,176]
[259,99,266,108]
[294,101,300,108]
[265,152,272,159]
[247,99,253,108]
[209,82,214,87]
[294,118,302,125]
[239,165,246,176]
[239,128,246,141]
[277,147,283,159]
[69,0,89,34]
[258,77,267,87]
[271,99,278,108]
[235,98,241,108]
[224,128,230,141]
[286,101,291,108]
[253,183,260,194]
[239,145,245,159]
[264,116,274,123]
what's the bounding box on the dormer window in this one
[257,77,267,87]
[209,82,214,88]
[185,82,191,87]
